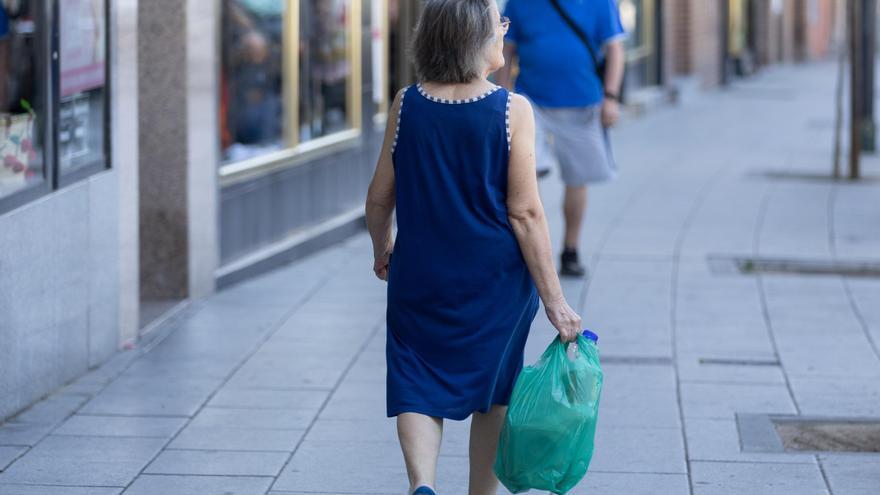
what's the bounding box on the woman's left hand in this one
[373,253,391,281]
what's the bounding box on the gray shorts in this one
[532,102,617,185]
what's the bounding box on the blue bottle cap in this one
[582,330,599,343]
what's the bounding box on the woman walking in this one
[365,1,582,494]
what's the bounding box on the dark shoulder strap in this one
[548,0,602,78]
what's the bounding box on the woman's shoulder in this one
[507,92,534,119]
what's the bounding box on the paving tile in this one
[589,426,687,474]
[0,435,165,486]
[566,472,690,494]
[79,391,206,417]
[680,383,797,419]
[691,461,828,495]
[0,423,53,447]
[788,375,880,417]
[144,450,288,477]
[124,474,273,495]
[53,415,187,438]
[273,441,406,493]
[676,354,787,385]
[188,408,314,430]
[207,389,328,410]
[819,455,880,495]
[169,426,305,452]
[12,394,89,424]
[684,418,814,464]
[0,446,26,471]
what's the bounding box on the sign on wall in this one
[60,0,106,97]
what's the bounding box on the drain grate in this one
[775,419,880,453]
[600,355,673,366]
[708,255,880,278]
[738,414,880,453]
[699,357,780,367]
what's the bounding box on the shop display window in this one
[220,0,287,163]
[0,0,44,201]
[58,0,109,179]
[1,0,110,213]
[219,0,362,176]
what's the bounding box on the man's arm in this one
[601,39,625,127]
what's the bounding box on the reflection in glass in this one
[58,0,107,174]
[619,0,641,52]
[0,0,43,199]
[220,0,286,163]
[299,0,351,142]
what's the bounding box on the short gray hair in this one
[412,0,495,84]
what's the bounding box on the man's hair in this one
[412,0,495,84]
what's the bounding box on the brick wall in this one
[806,0,838,59]
[690,0,724,87]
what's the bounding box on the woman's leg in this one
[468,405,506,495]
[397,413,443,493]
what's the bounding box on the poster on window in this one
[60,0,106,97]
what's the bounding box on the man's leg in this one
[563,184,588,250]
[559,184,589,277]
[468,406,506,495]
[397,413,443,493]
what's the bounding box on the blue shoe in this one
[412,487,436,495]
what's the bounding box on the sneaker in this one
[412,487,436,495]
[560,249,587,278]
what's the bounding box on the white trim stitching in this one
[391,86,408,155]
[505,91,512,152]
[415,83,501,104]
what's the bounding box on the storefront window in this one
[0,0,44,200]
[58,0,108,176]
[298,0,353,142]
[220,0,286,163]
[219,0,362,173]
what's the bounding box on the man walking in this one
[497,0,625,277]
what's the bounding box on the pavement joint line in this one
[815,455,834,495]
[267,317,387,492]
[73,413,191,419]
[0,482,127,488]
[688,458,819,466]
[668,145,733,495]
[132,472,275,479]
[121,259,347,490]
[48,433,177,439]
[752,183,804,420]
[163,447,295,454]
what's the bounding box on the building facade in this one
[0,0,843,422]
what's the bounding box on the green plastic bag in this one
[494,332,603,494]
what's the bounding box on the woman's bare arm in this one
[365,90,403,281]
[506,94,581,342]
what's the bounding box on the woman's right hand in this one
[545,297,582,343]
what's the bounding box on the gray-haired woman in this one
[365,1,582,494]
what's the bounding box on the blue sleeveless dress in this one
[386,84,540,420]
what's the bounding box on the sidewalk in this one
[1,61,879,494]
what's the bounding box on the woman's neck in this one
[420,78,496,100]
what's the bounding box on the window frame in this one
[372,0,390,129]
[0,0,112,215]
[620,0,656,64]
[0,0,53,214]
[219,0,363,187]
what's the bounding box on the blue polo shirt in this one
[504,0,625,108]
